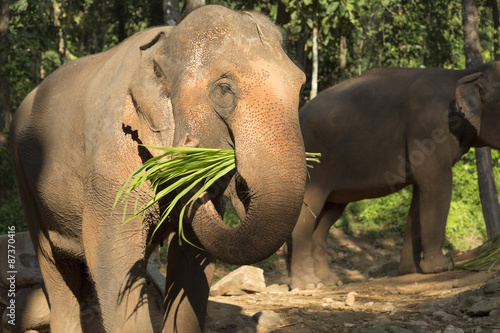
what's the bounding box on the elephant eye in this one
[211,79,238,111]
[219,83,233,95]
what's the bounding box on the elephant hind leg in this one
[16,175,84,332]
[289,188,330,290]
[399,185,423,274]
[312,202,347,285]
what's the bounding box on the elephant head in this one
[126,6,307,265]
[455,61,500,148]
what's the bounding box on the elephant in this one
[289,61,500,290]
[10,5,306,332]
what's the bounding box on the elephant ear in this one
[125,32,175,149]
[455,72,483,135]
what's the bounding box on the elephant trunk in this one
[190,104,307,265]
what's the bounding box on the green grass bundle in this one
[114,145,321,246]
[454,234,500,272]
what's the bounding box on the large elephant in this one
[289,62,500,290]
[10,6,306,332]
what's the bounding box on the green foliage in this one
[0,141,27,233]
[115,146,236,246]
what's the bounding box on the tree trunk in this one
[116,0,126,42]
[491,0,499,60]
[164,0,181,26]
[310,25,318,100]
[150,0,164,26]
[0,0,9,145]
[184,0,205,17]
[462,0,500,238]
[340,35,347,80]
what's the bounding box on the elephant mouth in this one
[189,170,249,228]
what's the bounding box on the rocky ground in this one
[206,228,500,333]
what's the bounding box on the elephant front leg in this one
[82,219,157,333]
[163,232,215,333]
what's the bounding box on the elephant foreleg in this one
[82,217,156,333]
[163,232,215,333]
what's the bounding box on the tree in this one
[491,0,499,60]
[185,0,205,16]
[0,0,9,145]
[462,0,500,238]
[164,0,181,25]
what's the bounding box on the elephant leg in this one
[82,217,156,333]
[289,188,329,290]
[163,233,215,333]
[401,171,453,274]
[35,234,83,333]
[17,181,83,332]
[418,177,454,273]
[312,202,347,285]
[399,186,423,274]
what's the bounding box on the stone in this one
[481,281,500,295]
[345,291,358,306]
[432,310,457,322]
[467,300,498,317]
[252,310,281,329]
[0,232,43,287]
[443,324,465,333]
[210,266,266,296]
[263,284,289,293]
[147,246,166,295]
[490,308,500,321]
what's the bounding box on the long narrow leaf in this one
[114,146,321,248]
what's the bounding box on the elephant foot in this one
[398,261,419,275]
[419,254,454,274]
[315,268,340,286]
[290,272,322,290]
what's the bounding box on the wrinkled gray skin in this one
[290,62,500,290]
[10,6,306,332]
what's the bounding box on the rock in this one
[432,310,457,322]
[345,291,358,306]
[467,300,498,317]
[481,281,500,295]
[443,324,465,333]
[147,246,166,295]
[0,232,43,287]
[457,290,484,305]
[210,266,266,296]
[252,310,281,330]
[263,284,289,293]
[2,285,50,333]
[490,308,500,321]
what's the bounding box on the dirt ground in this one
[206,228,500,333]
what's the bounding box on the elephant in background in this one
[289,62,500,290]
[10,5,306,332]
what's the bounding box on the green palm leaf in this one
[114,146,321,247]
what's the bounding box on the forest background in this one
[0,0,499,252]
